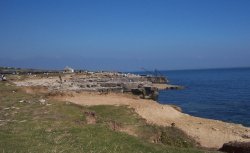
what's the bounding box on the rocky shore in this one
[9,71,250,149]
[13,71,182,100]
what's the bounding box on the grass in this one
[0,81,218,153]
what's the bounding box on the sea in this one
[150,68,250,127]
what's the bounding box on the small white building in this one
[64,66,74,73]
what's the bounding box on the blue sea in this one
[156,68,250,127]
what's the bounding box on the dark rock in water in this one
[219,141,250,153]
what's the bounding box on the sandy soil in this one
[53,92,250,149]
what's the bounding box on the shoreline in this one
[9,73,250,149]
[50,91,250,149]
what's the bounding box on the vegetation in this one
[0,82,218,153]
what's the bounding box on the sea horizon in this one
[2,65,250,73]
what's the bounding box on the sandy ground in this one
[53,92,250,149]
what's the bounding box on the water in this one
[157,68,250,127]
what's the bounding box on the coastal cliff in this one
[10,72,250,149]
[2,71,250,152]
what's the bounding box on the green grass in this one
[0,82,218,153]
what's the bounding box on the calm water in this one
[157,68,250,127]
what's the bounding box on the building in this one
[64,66,74,73]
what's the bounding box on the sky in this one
[0,0,250,71]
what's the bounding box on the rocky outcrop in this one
[219,141,250,153]
[13,72,183,100]
[131,86,159,100]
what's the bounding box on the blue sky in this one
[0,0,250,71]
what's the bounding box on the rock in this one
[0,123,6,126]
[0,75,7,81]
[171,122,176,127]
[219,141,250,153]
[241,134,250,139]
[131,86,159,100]
[19,100,24,103]
[39,99,46,104]
[131,88,143,95]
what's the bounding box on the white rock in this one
[19,100,24,103]
[39,99,46,104]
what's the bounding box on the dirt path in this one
[54,92,250,149]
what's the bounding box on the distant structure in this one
[64,66,74,73]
